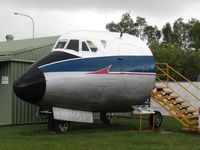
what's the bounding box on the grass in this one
[0,116,199,150]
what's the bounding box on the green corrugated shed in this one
[0,36,59,125]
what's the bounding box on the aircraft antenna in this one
[118,25,124,38]
[120,31,123,38]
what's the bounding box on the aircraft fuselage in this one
[14,30,156,113]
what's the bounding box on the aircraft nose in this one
[13,67,46,105]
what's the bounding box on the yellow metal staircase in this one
[151,63,200,131]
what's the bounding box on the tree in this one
[162,23,174,44]
[106,13,138,36]
[189,21,200,51]
[118,13,138,36]
[105,21,120,32]
[106,12,161,45]
[150,42,200,81]
[173,18,190,48]
[135,16,147,39]
[143,25,161,44]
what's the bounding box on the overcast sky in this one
[1,0,200,41]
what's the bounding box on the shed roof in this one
[0,36,59,56]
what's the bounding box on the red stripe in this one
[87,65,155,76]
[87,66,111,74]
[105,72,155,76]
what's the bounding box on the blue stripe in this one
[40,56,155,73]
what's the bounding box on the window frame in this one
[81,41,91,52]
[86,40,98,52]
[55,40,68,49]
[66,39,79,52]
[101,40,107,48]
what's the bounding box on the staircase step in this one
[161,91,173,95]
[172,100,185,105]
[159,95,177,99]
[166,100,185,105]
[159,97,168,101]
[188,120,199,125]
[183,126,200,131]
[161,95,179,100]
[153,91,173,96]
[180,109,197,114]
[154,86,168,91]
[173,105,190,110]
[151,91,161,96]
[184,115,198,120]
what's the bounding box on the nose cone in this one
[13,51,78,105]
[13,67,46,105]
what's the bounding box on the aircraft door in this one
[107,38,124,74]
[118,43,137,92]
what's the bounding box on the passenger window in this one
[82,42,90,51]
[55,41,66,49]
[87,41,98,52]
[101,40,107,48]
[66,40,79,51]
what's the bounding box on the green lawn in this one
[0,117,199,150]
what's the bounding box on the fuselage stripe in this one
[40,55,155,74]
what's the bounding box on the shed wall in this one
[10,61,46,124]
[0,62,13,125]
[9,45,54,124]
[0,37,58,125]
[0,45,54,125]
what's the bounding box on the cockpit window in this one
[82,42,90,51]
[87,41,98,52]
[101,40,107,48]
[55,41,66,49]
[66,40,79,52]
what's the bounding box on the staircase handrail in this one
[156,64,200,103]
[157,63,200,90]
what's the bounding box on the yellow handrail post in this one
[166,63,169,88]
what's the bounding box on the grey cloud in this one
[1,0,200,41]
[1,0,199,17]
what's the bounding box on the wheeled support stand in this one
[149,111,162,129]
[48,114,71,133]
[100,112,112,124]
